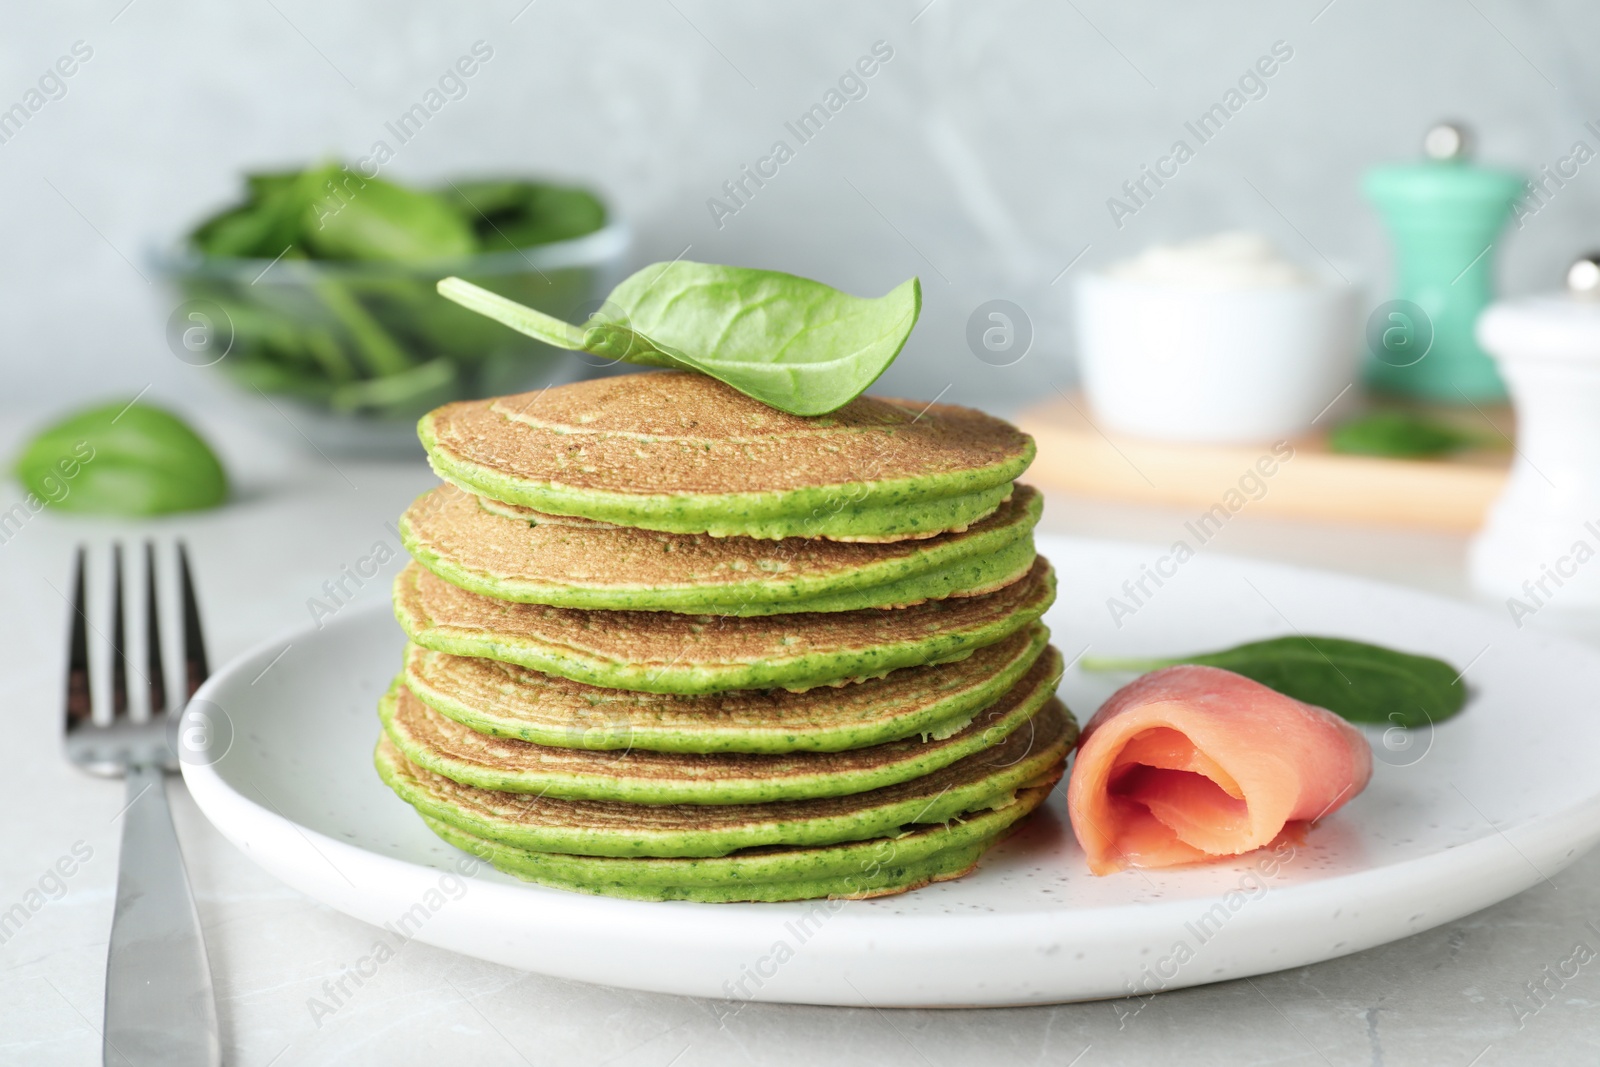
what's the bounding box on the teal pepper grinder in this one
[1363,122,1524,401]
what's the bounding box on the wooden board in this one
[1015,395,1512,531]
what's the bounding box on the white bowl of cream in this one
[1074,232,1358,443]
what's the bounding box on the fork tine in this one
[110,543,128,719]
[65,546,91,729]
[178,542,209,699]
[145,541,167,714]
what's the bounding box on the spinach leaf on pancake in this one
[437,263,920,417]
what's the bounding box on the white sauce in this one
[1105,231,1315,289]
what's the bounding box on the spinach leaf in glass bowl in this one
[163,165,624,454]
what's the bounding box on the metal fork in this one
[65,542,221,1067]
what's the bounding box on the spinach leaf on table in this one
[14,402,228,516]
[437,262,922,417]
[1328,411,1483,459]
[1080,636,1465,728]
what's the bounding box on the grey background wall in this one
[2,0,1596,422]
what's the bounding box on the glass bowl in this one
[155,221,629,457]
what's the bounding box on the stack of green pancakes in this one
[378,370,1075,902]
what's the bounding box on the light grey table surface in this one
[2,415,1596,1067]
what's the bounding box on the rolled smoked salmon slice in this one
[1067,665,1372,875]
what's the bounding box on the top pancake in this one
[418,371,1036,540]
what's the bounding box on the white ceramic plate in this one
[182,534,1600,1006]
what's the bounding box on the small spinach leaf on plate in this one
[1080,635,1465,728]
